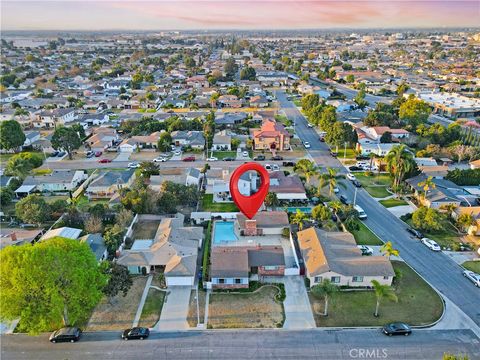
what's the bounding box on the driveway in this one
[278,276,316,329]
[114,152,131,162]
[154,286,191,331]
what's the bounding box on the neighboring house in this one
[212,130,232,151]
[249,95,269,108]
[119,132,160,152]
[210,168,255,202]
[86,127,120,152]
[269,171,307,201]
[79,233,108,262]
[22,131,41,147]
[186,75,209,88]
[77,113,110,127]
[251,119,290,151]
[217,95,242,108]
[214,112,247,126]
[85,169,136,199]
[355,125,410,146]
[185,167,202,188]
[171,130,205,149]
[40,227,82,241]
[452,207,480,236]
[16,170,87,195]
[0,228,43,249]
[358,143,396,156]
[117,213,204,286]
[33,108,76,128]
[236,211,290,236]
[298,228,394,288]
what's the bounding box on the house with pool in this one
[209,211,301,289]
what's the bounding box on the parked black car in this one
[122,327,150,340]
[349,166,363,172]
[356,155,370,160]
[271,155,283,161]
[253,155,265,161]
[49,327,82,343]
[330,151,338,157]
[223,157,235,161]
[339,195,349,205]
[352,179,362,188]
[382,322,412,336]
[283,161,296,167]
[406,227,423,239]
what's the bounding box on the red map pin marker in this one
[229,162,270,219]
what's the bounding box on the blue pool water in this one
[213,221,237,244]
[286,207,312,214]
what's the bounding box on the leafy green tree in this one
[371,280,398,317]
[319,106,337,130]
[51,127,82,160]
[412,207,445,232]
[312,204,332,222]
[183,56,196,68]
[157,191,178,214]
[385,144,415,191]
[354,89,369,110]
[301,94,320,113]
[0,120,25,152]
[380,241,399,260]
[0,187,14,207]
[399,96,431,129]
[346,74,355,83]
[139,161,159,178]
[418,176,436,199]
[264,192,279,210]
[311,279,338,316]
[240,66,256,80]
[380,131,392,143]
[100,262,132,304]
[103,224,124,255]
[291,209,308,230]
[157,132,172,152]
[15,194,51,225]
[224,57,238,79]
[457,213,474,230]
[0,237,107,334]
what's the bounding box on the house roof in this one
[297,228,394,277]
[236,211,290,229]
[79,233,107,261]
[210,247,249,278]
[252,119,289,139]
[89,169,135,188]
[269,171,306,194]
[41,227,82,241]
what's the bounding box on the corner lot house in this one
[298,228,394,288]
[85,169,136,199]
[118,214,204,287]
[251,119,290,151]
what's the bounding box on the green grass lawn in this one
[462,261,480,273]
[355,173,392,199]
[339,148,357,160]
[201,194,238,212]
[293,99,302,107]
[404,218,460,249]
[212,151,237,159]
[138,288,166,328]
[379,198,409,208]
[351,220,383,245]
[309,261,444,327]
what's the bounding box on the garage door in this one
[166,276,194,286]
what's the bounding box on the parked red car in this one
[182,156,196,162]
[98,158,112,163]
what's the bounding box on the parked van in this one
[354,205,368,219]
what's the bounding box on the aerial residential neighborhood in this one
[0,1,479,359]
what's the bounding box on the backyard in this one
[309,261,443,327]
[355,173,392,199]
[351,221,383,246]
[201,194,238,212]
[208,285,284,329]
[131,220,161,240]
[86,276,147,331]
[138,288,166,328]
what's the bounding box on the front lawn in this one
[379,198,409,208]
[208,285,284,329]
[212,151,237,159]
[138,288,166,328]
[351,221,383,245]
[462,261,480,273]
[338,148,357,160]
[201,194,238,212]
[355,173,392,199]
[309,261,443,327]
[405,218,460,249]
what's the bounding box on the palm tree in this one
[295,159,319,185]
[380,241,399,260]
[264,192,279,210]
[418,176,436,199]
[291,209,308,231]
[385,144,415,193]
[371,280,398,317]
[325,167,338,196]
[328,200,343,216]
[311,279,338,316]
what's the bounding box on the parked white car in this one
[173,150,182,156]
[242,151,249,157]
[463,270,480,287]
[357,245,373,256]
[272,164,280,171]
[307,123,314,128]
[303,141,311,149]
[206,157,218,162]
[153,157,167,162]
[333,186,340,193]
[346,173,356,181]
[127,162,140,169]
[421,238,441,251]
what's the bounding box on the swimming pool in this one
[286,207,312,214]
[213,221,238,244]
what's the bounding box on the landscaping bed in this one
[308,261,443,327]
[379,198,409,208]
[201,194,238,212]
[138,288,166,328]
[208,284,284,329]
[351,221,383,246]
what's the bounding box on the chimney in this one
[10,232,17,242]
[245,219,257,236]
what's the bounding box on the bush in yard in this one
[15,194,51,225]
[412,207,445,232]
[281,227,290,238]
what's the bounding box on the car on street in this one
[271,155,283,161]
[98,158,112,163]
[264,164,272,171]
[333,186,340,193]
[49,327,82,343]
[354,205,367,219]
[307,123,313,128]
[153,157,167,162]
[303,141,311,149]
[352,179,362,188]
[86,151,94,158]
[173,150,181,156]
[339,195,349,205]
[254,155,265,161]
[406,227,423,239]
[50,150,59,157]
[272,164,280,171]
[57,151,66,157]
[346,173,356,181]
[242,151,249,157]
[330,151,338,157]
[382,322,412,336]
[421,238,441,251]
[122,327,150,340]
[223,157,235,161]
[462,270,480,287]
[348,166,363,172]
[206,157,218,162]
[319,136,325,142]
[357,245,373,256]
[94,151,102,157]
[183,156,195,162]
[127,162,140,169]
[283,161,296,167]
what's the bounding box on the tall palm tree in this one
[385,144,415,192]
[418,176,436,199]
[371,280,398,317]
[329,200,343,216]
[264,192,279,210]
[292,209,308,231]
[380,241,400,260]
[325,167,338,196]
[311,279,338,316]
[295,159,319,185]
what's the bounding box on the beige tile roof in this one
[236,211,290,229]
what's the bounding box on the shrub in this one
[281,227,290,238]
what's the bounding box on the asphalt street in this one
[2,329,479,360]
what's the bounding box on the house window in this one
[383,276,389,280]
[352,276,364,283]
[330,276,340,284]
[314,276,322,283]
[235,279,242,284]
[218,278,225,284]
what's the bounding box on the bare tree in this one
[84,215,103,234]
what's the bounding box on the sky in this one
[1,1,479,31]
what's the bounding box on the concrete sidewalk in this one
[154,286,191,331]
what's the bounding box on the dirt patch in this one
[208,286,284,329]
[86,276,147,331]
[187,289,206,327]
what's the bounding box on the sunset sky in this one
[2,1,479,31]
